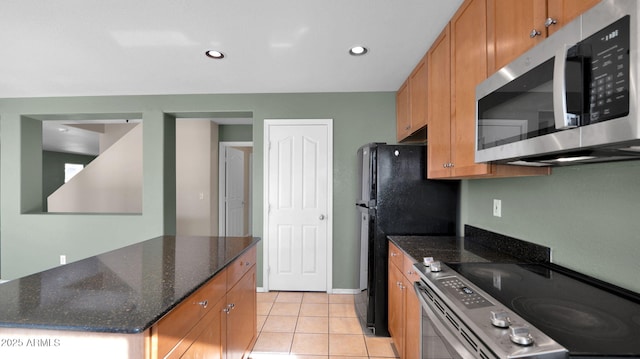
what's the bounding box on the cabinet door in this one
[546,0,600,35]
[387,263,404,358]
[396,80,411,141]
[409,56,428,130]
[487,0,547,73]
[451,0,492,177]
[179,299,226,359]
[427,24,452,179]
[226,266,257,359]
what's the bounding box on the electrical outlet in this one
[493,199,502,217]
[60,255,67,265]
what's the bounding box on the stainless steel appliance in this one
[414,261,640,358]
[476,0,640,166]
[355,143,458,336]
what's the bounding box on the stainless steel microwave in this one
[475,0,640,166]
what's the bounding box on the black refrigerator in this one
[355,143,459,336]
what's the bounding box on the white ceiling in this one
[0,0,463,98]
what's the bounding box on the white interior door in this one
[225,147,245,236]
[264,119,332,292]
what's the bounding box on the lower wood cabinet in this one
[388,242,420,359]
[149,247,257,359]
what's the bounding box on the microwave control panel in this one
[584,15,630,124]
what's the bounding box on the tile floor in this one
[250,291,399,359]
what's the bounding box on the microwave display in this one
[477,15,630,151]
[585,15,630,124]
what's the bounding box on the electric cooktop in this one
[447,262,640,357]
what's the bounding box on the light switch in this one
[493,199,502,217]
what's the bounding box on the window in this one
[64,163,84,183]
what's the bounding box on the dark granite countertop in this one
[388,226,551,266]
[0,235,260,334]
[388,235,519,265]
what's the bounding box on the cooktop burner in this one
[447,262,640,357]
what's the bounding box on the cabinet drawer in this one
[402,254,420,283]
[227,246,256,289]
[388,242,404,269]
[154,270,227,357]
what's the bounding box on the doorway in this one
[263,119,333,292]
[219,141,253,237]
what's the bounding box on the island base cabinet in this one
[150,249,257,359]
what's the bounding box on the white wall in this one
[100,123,138,153]
[47,124,143,213]
[176,120,219,236]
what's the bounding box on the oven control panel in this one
[439,277,493,309]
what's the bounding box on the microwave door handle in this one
[553,45,579,130]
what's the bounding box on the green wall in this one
[42,151,96,212]
[0,93,396,288]
[219,124,252,142]
[461,160,640,293]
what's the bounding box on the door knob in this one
[319,214,325,220]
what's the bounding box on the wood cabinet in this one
[150,247,257,359]
[427,0,551,179]
[487,0,600,73]
[396,80,411,141]
[388,242,420,359]
[396,54,428,142]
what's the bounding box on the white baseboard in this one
[256,287,361,295]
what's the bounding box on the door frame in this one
[218,141,253,237]
[262,119,333,293]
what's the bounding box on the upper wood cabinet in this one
[396,80,411,141]
[487,0,600,73]
[396,54,428,142]
[427,0,551,179]
[426,25,453,178]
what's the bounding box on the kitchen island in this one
[0,235,260,358]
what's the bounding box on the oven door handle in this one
[413,281,476,359]
[553,44,580,129]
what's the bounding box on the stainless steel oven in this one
[413,262,567,359]
[414,260,640,358]
[414,281,482,359]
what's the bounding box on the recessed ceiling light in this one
[205,50,225,59]
[349,46,368,56]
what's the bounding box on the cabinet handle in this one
[530,29,541,38]
[391,252,397,257]
[405,125,411,131]
[544,17,557,28]
[198,300,208,309]
[245,261,251,266]
[223,308,230,314]
[407,270,413,275]
[227,303,235,310]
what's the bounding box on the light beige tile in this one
[300,303,329,317]
[291,356,329,359]
[270,302,301,316]
[257,292,279,303]
[251,332,294,354]
[262,315,298,333]
[276,292,304,303]
[329,334,367,357]
[257,315,267,332]
[329,357,368,359]
[297,316,329,333]
[303,292,329,304]
[291,333,329,355]
[329,294,354,304]
[257,301,273,316]
[329,317,363,334]
[364,336,397,358]
[329,303,357,317]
